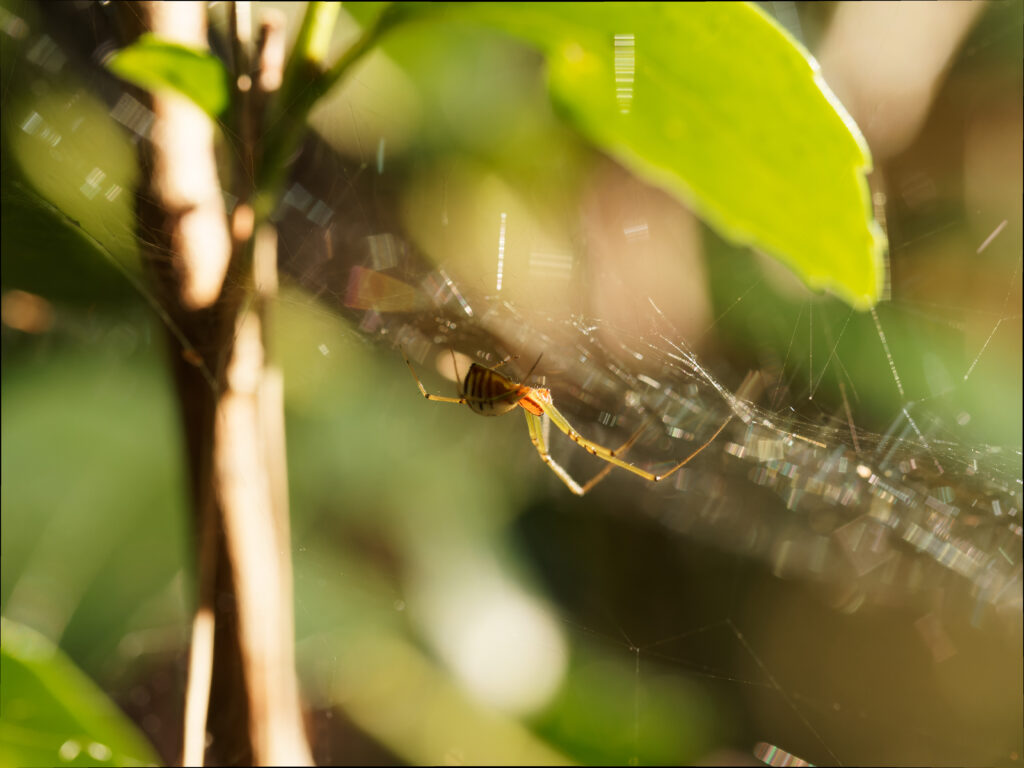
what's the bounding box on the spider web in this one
[1,1,1021,766]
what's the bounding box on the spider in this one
[402,349,733,496]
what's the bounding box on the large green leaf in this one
[446,2,887,309]
[107,33,229,118]
[0,619,160,767]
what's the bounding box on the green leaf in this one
[107,33,229,118]
[448,2,887,309]
[0,619,161,767]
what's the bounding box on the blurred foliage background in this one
[2,1,1021,766]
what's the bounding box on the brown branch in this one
[121,2,309,765]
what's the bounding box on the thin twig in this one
[181,508,217,766]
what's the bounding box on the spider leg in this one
[524,411,651,495]
[539,400,732,482]
[525,410,585,495]
[646,414,732,480]
[578,418,650,494]
[402,349,466,405]
[491,353,519,371]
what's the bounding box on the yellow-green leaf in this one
[451,2,888,309]
[107,33,229,119]
[0,619,160,767]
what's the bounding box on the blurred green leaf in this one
[446,2,887,309]
[1,335,188,674]
[106,34,229,118]
[2,79,140,285]
[0,618,160,767]
[0,180,137,307]
[536,640,718,764]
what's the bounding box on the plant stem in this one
[256,2,413,215]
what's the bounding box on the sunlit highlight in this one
[753,741,813,767]
[614,33,635,114]
[422,576,568,716]
[496,211,507,291]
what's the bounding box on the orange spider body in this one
[463,363,550,417]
